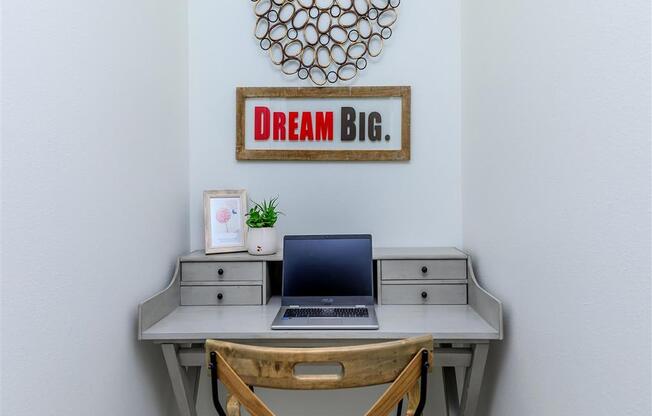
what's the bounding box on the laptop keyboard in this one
[283,307,369,318]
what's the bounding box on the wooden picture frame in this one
[203,190,248,254]
[236,86,411,161]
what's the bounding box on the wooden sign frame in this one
[236,86,411,161]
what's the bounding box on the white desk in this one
[139,248,503,416]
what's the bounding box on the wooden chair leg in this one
[407,350,430,416]
[396,399,403,416]
[209,352,227,416]
[227,395,242,416]
[405,382,420,416]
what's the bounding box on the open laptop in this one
[271,234,379,330]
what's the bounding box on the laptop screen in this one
[282,235,373,305]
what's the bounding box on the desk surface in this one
[142,296,499,342]
[180,247,468,262]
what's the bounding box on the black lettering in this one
[368,112,382,141]
[359,112,366,141]
[340,107,356,141]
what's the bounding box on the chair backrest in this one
[205,335,433,416]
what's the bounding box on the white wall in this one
[188,1,460,414]
[188,0,462,250]
[461,1,651,415]
[3,1,650,416]
[1,1,188,415]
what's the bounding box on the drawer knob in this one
[421,291,428,299]
[217,268,224,276]
[421,266,428,274]
[217,293,223,300]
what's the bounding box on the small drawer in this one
[180,285,262,305]
[381,260,467,280]
[381,284,467,305]
[181,261,263,282]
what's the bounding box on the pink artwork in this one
[212,198,240,234]
[216,207,232,231]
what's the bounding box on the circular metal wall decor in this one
[251,0,400,85]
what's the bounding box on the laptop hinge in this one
[288,305,300,308]
[355,305,366,308]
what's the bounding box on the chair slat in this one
[215,352,275,416]
[364,348,428,416]
[206,335,433,389]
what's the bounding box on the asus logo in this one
[321,298,334,305]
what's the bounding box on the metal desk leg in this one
[460,343,489,416]
[162,344,198,416]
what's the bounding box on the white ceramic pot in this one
[246,227,277,255]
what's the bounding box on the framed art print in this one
[203,190,247,254]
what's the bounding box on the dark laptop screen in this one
[282,235,373,302]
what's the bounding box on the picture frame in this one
[236,86,411,161]
[203,190,248,254]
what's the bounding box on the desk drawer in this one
[381,284,467,305]
[181,262,263,282]
[381,260,467,280]
[180,285,262,305]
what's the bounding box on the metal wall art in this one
[251,0,400,86]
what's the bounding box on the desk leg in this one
[187,366,201,408]
[442,366,460,416]
[459,343,489,416]
[162,344,198,416]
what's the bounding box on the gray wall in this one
[461,0,651,415]
[1,1,189,415]
[188,0,463,250]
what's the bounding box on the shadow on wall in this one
[133,321,177,416]
[466,255,511,416]
[477,309,511,414]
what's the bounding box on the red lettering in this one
[299,112,314,141]
[288,112,299,141]
[262,110,333,143]
[273,112,286,140]
[254,107,270,140]
[315,112,333,141]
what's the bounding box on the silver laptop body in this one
[271,234,379,330]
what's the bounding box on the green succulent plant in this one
[245,197,282,228]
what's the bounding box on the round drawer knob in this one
[421,266,428,274]
[217,293,223,300]
[421,291,428,299]
[217,268,224,276]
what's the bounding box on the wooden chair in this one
[205,335,434,416]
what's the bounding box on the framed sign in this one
[236,86,410,161]
[203,190,248,254]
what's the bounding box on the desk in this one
[139,247,502,416]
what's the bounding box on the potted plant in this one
[245,197,282,255]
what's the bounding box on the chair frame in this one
[206,336,433,416]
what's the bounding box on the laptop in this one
[271,234,379,330]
